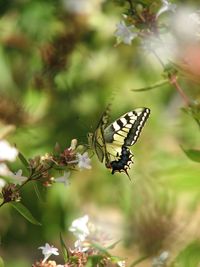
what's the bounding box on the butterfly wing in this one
[104,108,150,148]
[92,104,111,163]
[104,108,150,176]
[90,106,150,177]
[110,146,134,178]
[93,126,106,163]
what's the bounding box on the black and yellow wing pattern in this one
[88,104,111,165]
[89,107,150,177]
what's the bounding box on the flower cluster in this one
[113,0,200,121]
[32,215,125,267]
[114,0,177,46]
[0,139,91,207]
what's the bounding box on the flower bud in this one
[136,4,143,15]
[70,139,78,150]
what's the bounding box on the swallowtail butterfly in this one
[88,106,150,177]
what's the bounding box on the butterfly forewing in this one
[104,108,150,147]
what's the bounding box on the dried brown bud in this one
[54,142,61,153]
[2,184,20,203]
[58,148,76,165]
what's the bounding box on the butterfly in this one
[88,106,150,177]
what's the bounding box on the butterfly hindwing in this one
[110,146,134,178]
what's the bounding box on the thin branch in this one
[169,74,190,106]
[131,80,168,92]
[17,178,31,191]
[151,49,190,106]
[127,0,134,11]
[151,49,165,68]
[129,255,149,267]
[0,201,5,208]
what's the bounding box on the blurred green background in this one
[0,0,200,266]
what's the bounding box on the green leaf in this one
[182,105,200,128]
[11,202,41,225]
[18,152,29,168]
[59,233,69,262]
[131,80,168,92]
[171,241,200,267]
[109,256,123,263]
[85,259,93,267]
[0,257,4,267]
[106,239,121,249]
[91,243,110,256]
[181,147,200,163]
[86,255,104,266]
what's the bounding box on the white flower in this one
[156,0,176,18]
[77,152,91,170]
[0,140,18,162]
[0,163,12,176]
[189,11,200,25]
[152,251,169,267]
[118,260,126,267]
[114,20,137,45]
[171,8,200,42]
[70,139,77,150]
[38,243,59,263]
[74,239,90,252]
[69,215,90,241]
[62,0,103,15]
[0,178,6,189]
[10,169,27,185]
[0,164,27,185]
[189,11,200,38]
[55,171,70,186]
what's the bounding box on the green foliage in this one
[11,202,41,226]
[60,233,69,263]
[181,147,200,163]
[171,241,200,267]
[0,257,4,267]
[0,0,200,266]
[33,182,46,203]
[18,151,29,169]
[85,255,104,267]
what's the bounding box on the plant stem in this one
[169,74,190,106]
[151,49,165,68]
[152,49,190,106]
[129,255,149,267]
[17,178,31,191]
[127,0,134,11]
[0,201,5,208]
